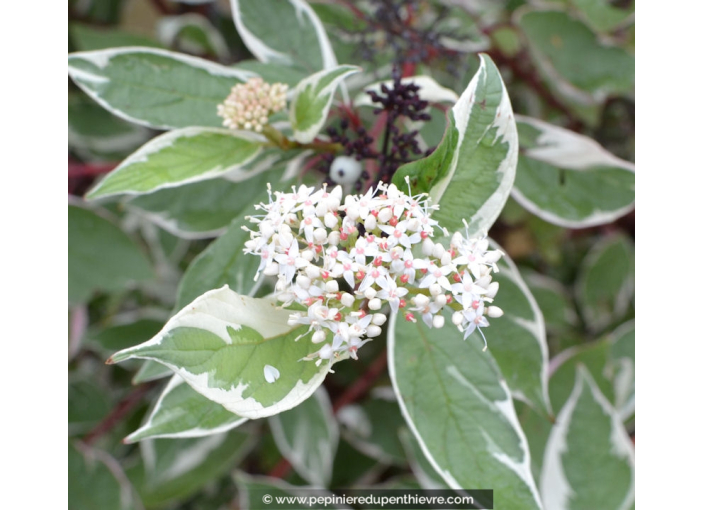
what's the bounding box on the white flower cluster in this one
[244,181,504,365]
[217,77,288,132]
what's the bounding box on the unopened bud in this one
[413,294,430,307]
[324,212,338,229]
[313,228,327,243]
[487,306,504,318]
[433,243,445,259]
[364,215,377,231]
[452,311,463,326]
[368,298,382,310]
[325,280,339,293]
[486,282,499,299]
[340,293,355,308]
[366,325,382,337]
[432,315,445,328]
[312,330,327,343]
[422,238,434,256]
[364,287,377,300]
[263,262,279,276]
[372,313,387,326]
[297,275,311,289]
[429,283,442,297]
[328,231,340,246]
[435,294,447,306]
[378,208,393,223]
[485,250,502,264]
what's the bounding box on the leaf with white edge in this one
[131,430,254,507]
[512,116,635,228]
[230,0,338,73]
[575,235,634,333]
[86,128,264,199]
[69,442,141,510]
[175,215,262,310]
[487,240,552,417]
[540,367,634,510]
[269,387,338,486]
[354,76,459,108]
[398,428,450,490]
[68,47,255,130]
[393,54,518,238]
[516,402,553,482]
[236,60,310,88]
[109,286,333,419]
[235,472,350,509]
[516,9,634,103]
[522,270,579,333]
[549,320,634,421]
[69,205,153,303]
[69,93,150,160]
[126,375,247,442]
[157,14,230,60]
[389,308,543,510]
[127,175,269,239]
[290,65,360,143]
[337,391,407,465]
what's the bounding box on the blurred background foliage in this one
[68,1,634,508]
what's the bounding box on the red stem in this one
[83,383,156,446]
[68,159,117,179]
[332,348,388,413]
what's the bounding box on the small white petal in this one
[263,364,280,383]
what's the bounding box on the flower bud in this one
[378,207,393,223]
[429,283,442,297]
[327,231,340,246]
[306,265,321,279]
[432,243,445,259]
[441,251,452,266]
[451,232,463,247]
[372,313,387,326]
[432,315,445,328]
[485,250,502,264]
[324,212,338,229]
[340,292,355,308]
[486,282,499,299]
[366,325,382,338]
[312,330,327,343]
[263,262,279,275]
[413,294,429,307]
[422,238,434,256]
[452,311,463,326]
[302,249,314,261]
[297,275,311,289]
[364,287,377,300]
[435,294,447,306]
[368,298,382,310]
[325,280,339,293]
[364,215,377,231]
[313,228,327,243]
[476,275,492,289]
[487,306,504,318]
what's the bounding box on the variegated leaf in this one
[389,308,543,509]
[394,54,518,237]
[68,47,255,129]
[513,116,635,228]
[354,75,459,108]
[108,286,332,419]
[488,240,552,417]
[268,387,338,486]
[87,128,264,199]
[575,235,634,333]
[230,0,338,72]
[290,65,360,143]
[540,367,634,510]
[126,375,247,442]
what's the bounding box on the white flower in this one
[376,276,409,313]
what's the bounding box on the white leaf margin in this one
[354,75,459,108]
[268,387,339,487]
[430,54,519,238]
[491,239,552,415]
[87,128,266,199]
[387,310,543,509]
[126,375,248,442]
[109,286,333,419]
[67,47,257,130]
[540,366,635,510]
[510,118,635,229]
[230,0,338,70]
[290,65,361,143]
[157,13,231,60]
